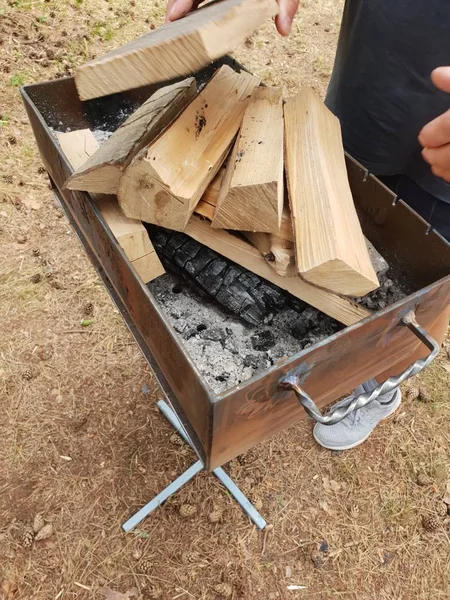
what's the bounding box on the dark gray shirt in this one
[325,0,450,203]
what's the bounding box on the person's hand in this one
[419,67,450,183]
[165,0,300,36]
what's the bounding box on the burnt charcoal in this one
[200,327,227,342]
[243,354,267,368]
[197,258,229,295]
[251,330,276,351]
[174,249,192,269]
[149,226,294,325]
[185,249,215,276]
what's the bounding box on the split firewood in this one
[245,228,296,277]
[57,130,164,283]
[284,87,380,297]
[65,78,197,195]
[195,171,388,280]
[211,87,284,233]
[185,216,371,326]
[74,0,278,100]
[118,65,260,232]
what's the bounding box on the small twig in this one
[261,523,273,555]
[73,582,92,591]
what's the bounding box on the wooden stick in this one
[196,168,388,279]
[185,216,371,326]
[74,0,278,100]
[284,88,379,297]
[118,65,260,232]
[65,78,197,195]
[211,87,284,233]
[57,130,164,283]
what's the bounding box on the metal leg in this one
[122,461,204,532]
[122,399,267,531]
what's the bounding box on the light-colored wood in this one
[185,216,371,326]
[74,0,278,100]
[57,129,164,283]
[196,173,388,279]
[65,78,197,195]
[118,65,260,232]
[244,230,296,277]
[284,87,379,297]
[212,87,283,232]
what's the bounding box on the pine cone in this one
[416,473,433,487]
[213,583,233,598]
[22,367,34,381]
[208,509,223,524]
[34,523,53,541]
[30,273,42,284]
[32,248,40,257]
[404,386,420,401]
[32,513,45,533]
[146,584,163,599]
[418,387,433,403]
[249,495,263,511]
[21,524,34,548]
[8,135,17,145]
[83,302,94,316]
[179,504,197,518]
[422,514,441,532]
[139,559,152,575]
[181,550,201,564]
[169,432,184,446]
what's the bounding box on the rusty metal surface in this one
[22,65,450,470]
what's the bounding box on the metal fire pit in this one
[22,58,450,471]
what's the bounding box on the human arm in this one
[165,0,300,36]
[419,67,450,183]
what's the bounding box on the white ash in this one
[149,273,339,394]
[149,271,408,394]
[50,126,113,145]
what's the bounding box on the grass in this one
[9,73,27,87]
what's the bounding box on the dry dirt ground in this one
[1,1,450,599]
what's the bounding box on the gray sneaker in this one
[313,389,402,451]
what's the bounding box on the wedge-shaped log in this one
[65,78,197,195]
[118,65,260,232]
[196,167,388,279]
[74,0,277,100]
[57,129,164,283]
[212,87,283,233]
[284,88,379,297]
[185,216,371,326]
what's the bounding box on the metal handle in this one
[279,311,440,425]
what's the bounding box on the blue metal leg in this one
[213,467,267,530]
[122,460,204,532]
[122,399,267,531]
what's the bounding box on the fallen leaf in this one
[318,500,329,513]
[322,476,331,492]
[444,482,450,506]
[22,197,42,210]
[329,479,341,492]
[440,361,450,374]
[80,319,94,327]
[98,587,138,600]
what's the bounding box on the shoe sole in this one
[312,390,402,451]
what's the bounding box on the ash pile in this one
[149,227,406,394]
